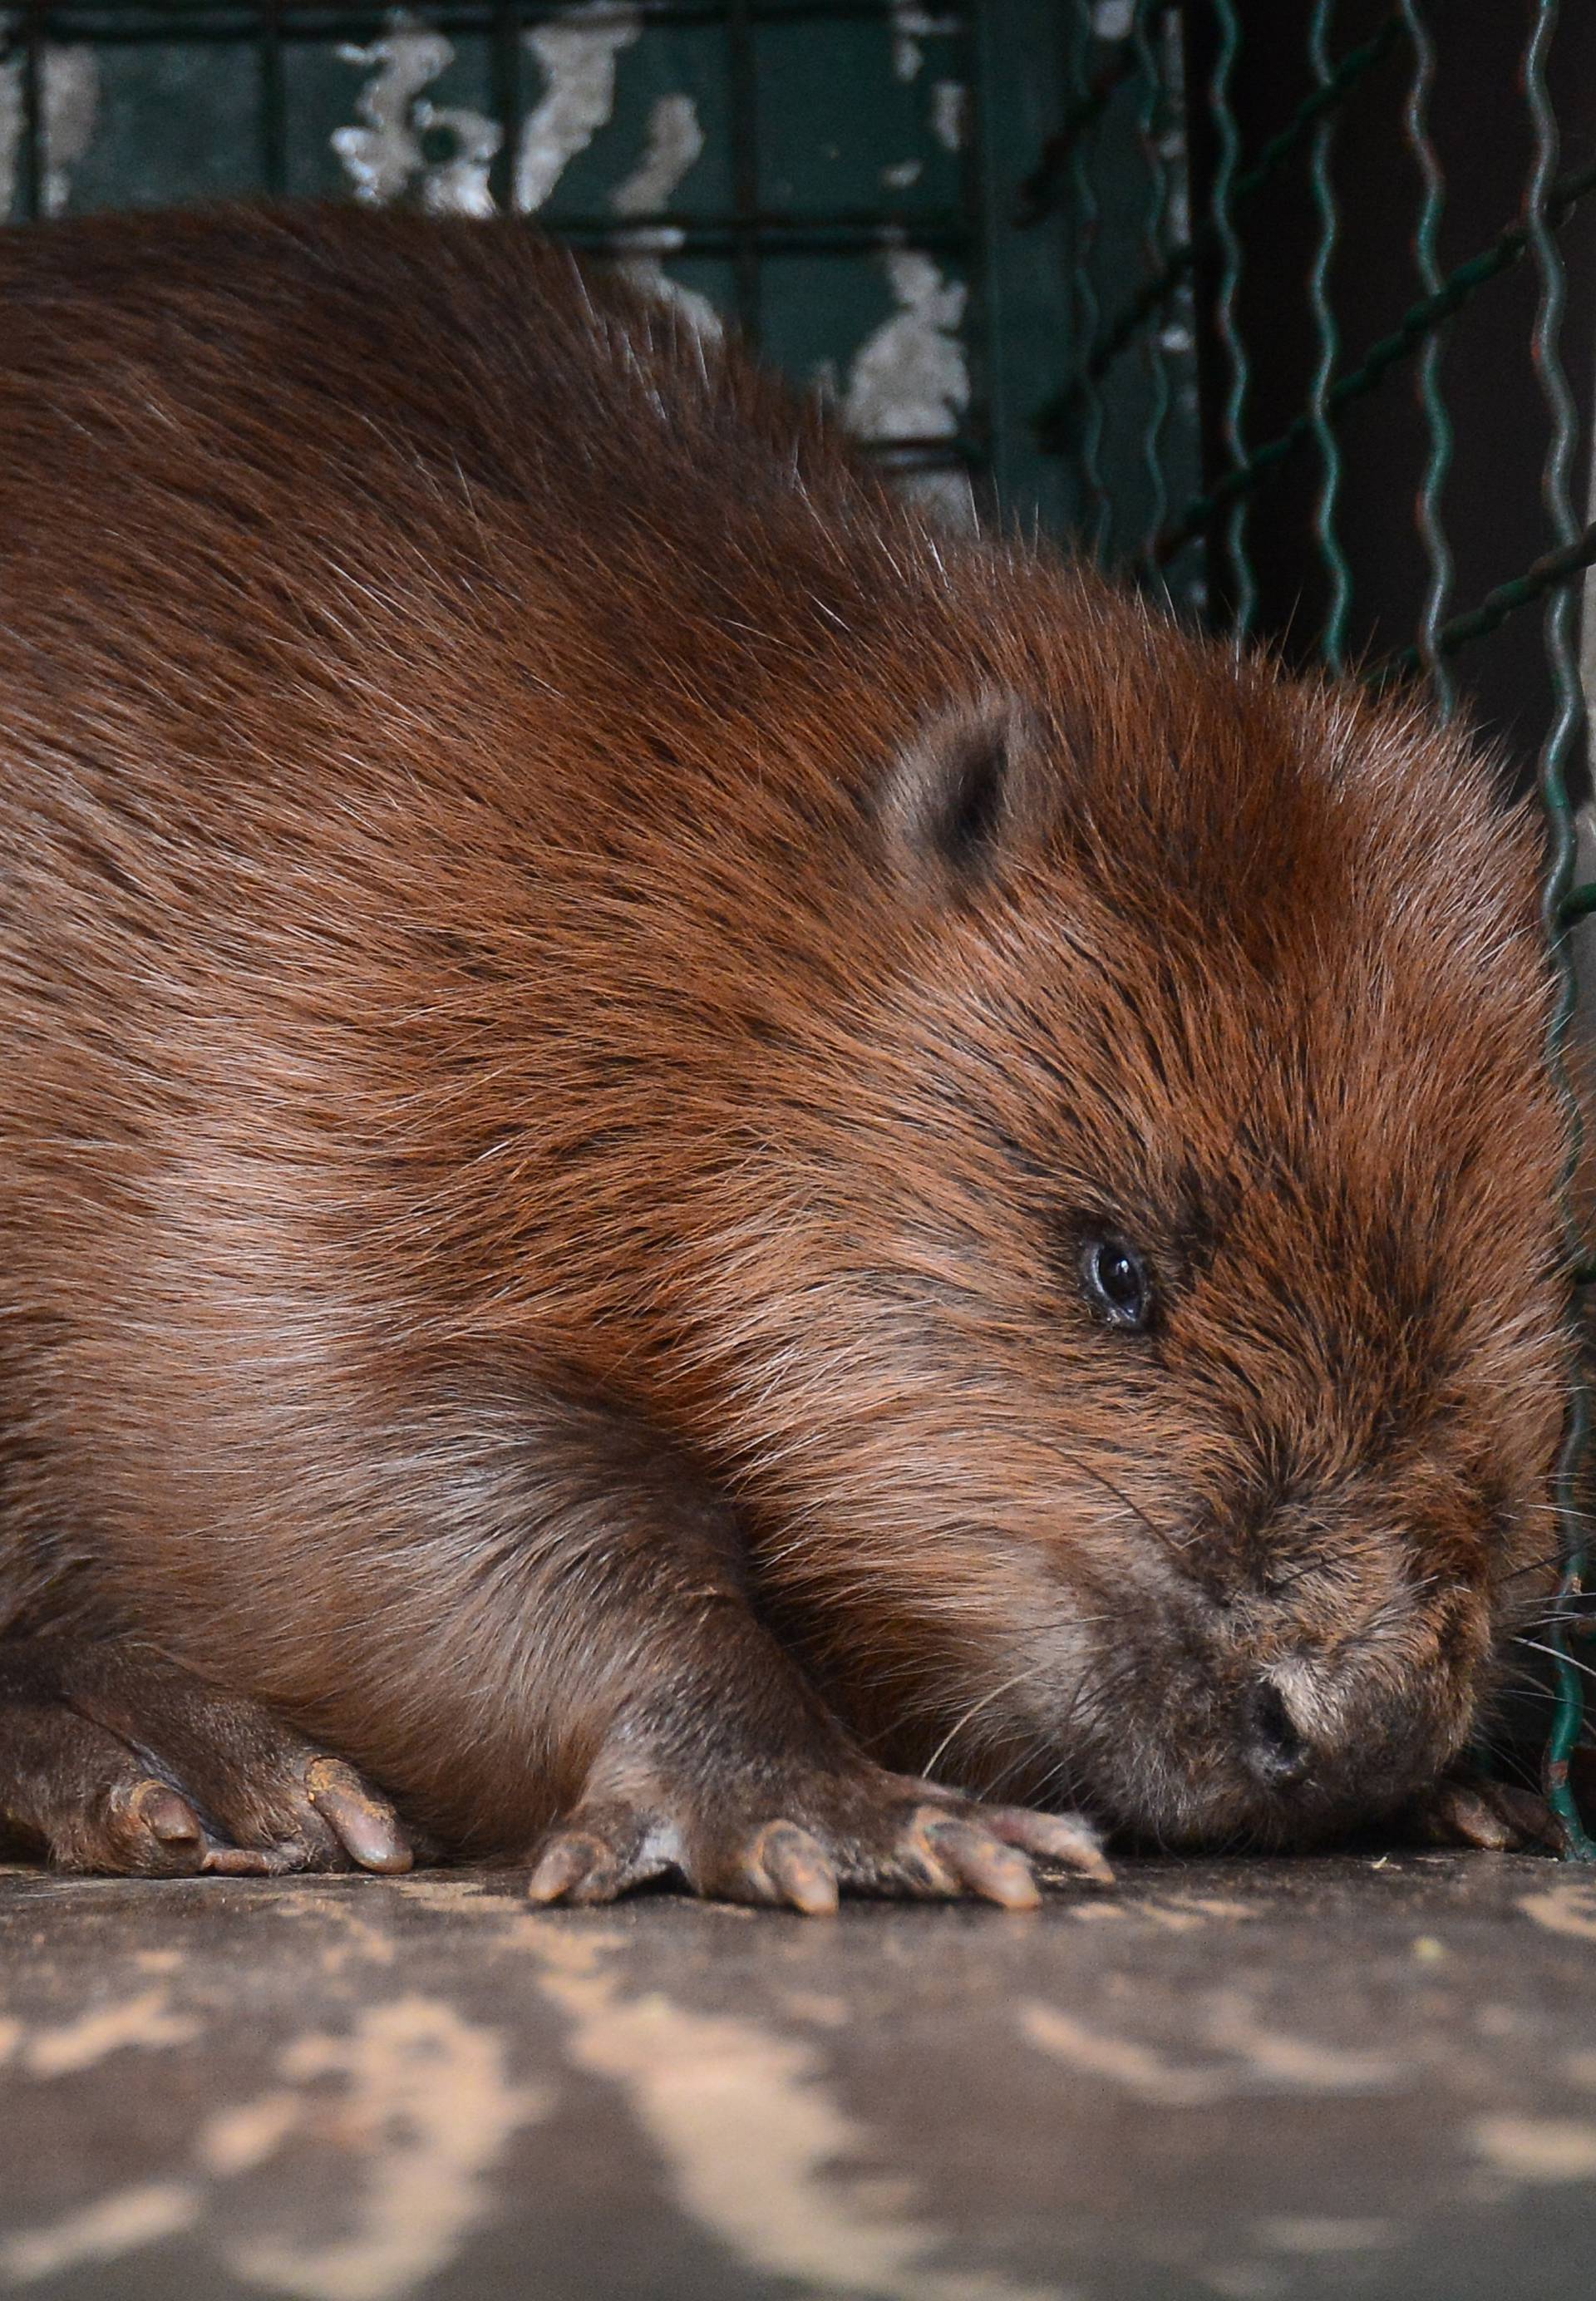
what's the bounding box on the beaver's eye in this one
[1080,1237,1152,1329]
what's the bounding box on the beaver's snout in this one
[1238,1678,1313,1792]
[1210,1604,1477,1840]
[1075,1540,1494,1848]
[1231,1661,1438,1824]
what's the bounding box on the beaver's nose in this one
[1242,1679,1313,1791]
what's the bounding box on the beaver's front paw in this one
[1401,1768,1563,1854]
[0,1634,412,1876]
[524,1763,1111,1914]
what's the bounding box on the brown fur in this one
[0,204,1573,1875]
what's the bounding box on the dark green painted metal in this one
[1148,137,1596,569]
[724,0,761,344]
[1381,514,1596,680]
[2,2,991,502]
[1522,0,1594,1861]
[949,1,993,506]
[1397,0,1455,718]
[486,2,525,221]
[1207,0,1253,637]
[1304,0,1349,672]
[21,2,930,28]
[17,2,42,223]
[258,0,288,195]
[971,1,1073,540]
[1012,33,1137,233]
[1132,2,1174,562]
[1035,7,1404,454]
[1065,2,1111,561]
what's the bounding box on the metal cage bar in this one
[1206,0,1253,637]
[1397,0,1455,717]
[1145,143,1596,575]
[1131,3,1175,566]
[1303,0,1349,671]
[1522,0,1594,1858]
[1037,6,1403,443]
[1064,2,1111,559]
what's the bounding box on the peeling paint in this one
[1019,2004,1227,2107]
[515,2,642,216]
[334,26,500,216]
[333,32,438,205]
[889,5,956,84]
[929,81,966,155]
[413,98,501,219]
[22,1988,200,2077]
[197,2090,304,2179]
[1203,1993,1400,2093]
[1,2182,200,2285]
[610,94,722,338]
[1022,1993,1399,2105]
[1472,2114,1596,2184]
[611,91,703,219]
[337,5,658,222]
[0,42,97,218]
[1255,2218,1395,2254]
[843,249,968,444]
[1518,1884,1596,1942]
[223,1997,548,2301]
[535,1939,1062,2301]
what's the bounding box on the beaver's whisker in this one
[1512,1635,1596,1685]
[922,1659,1062,1784]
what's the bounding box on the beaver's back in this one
[0,206,993,1625]
[0,203,938,821]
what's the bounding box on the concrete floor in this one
[0,1852,1594,2301]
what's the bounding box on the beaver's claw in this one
[1402,1769,1563,1853]
[523,1763,1111,1914]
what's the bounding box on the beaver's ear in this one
[878,691,1049,897]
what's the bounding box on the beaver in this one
[0,204,1571,1909]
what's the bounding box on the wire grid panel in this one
[1047,0,1596,1847]
[0,0,1002,520]
[1017,0,1205,613]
